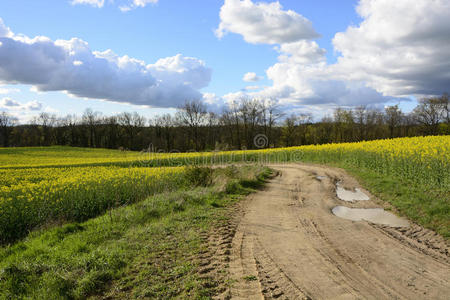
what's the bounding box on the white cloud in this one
[215,0,447,117]
[244,85,261,91]
[120,0,158,12]
[214,0,394,112]
[0,86,20,94]
[70,0,158,11]
[258,50,405,108]
[275,40,326,65]
[0,19,212,109]
[216,0,319,44]
[0,19,12,38]
[0,98,56,124]
[71,0,105,8]
[243,72,263,82]
[333,0,450,97]
[0,98,42,111]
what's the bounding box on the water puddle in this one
[336,182,370,201]
[332,206,409,227]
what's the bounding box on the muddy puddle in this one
[332,206,409,227]
[336,182,370,201]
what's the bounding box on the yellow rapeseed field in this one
[0,135,448,242]
[0,166,185,243]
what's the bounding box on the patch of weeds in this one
[185,166,213,187]
[243,275,258,281]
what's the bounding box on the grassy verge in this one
[0,165,271,299]
[330,162,449,240]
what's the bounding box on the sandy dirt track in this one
[223,164,450,299]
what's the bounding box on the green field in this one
[0,136,449,298]
[1,136,448,240]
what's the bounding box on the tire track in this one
[222,163,450,299]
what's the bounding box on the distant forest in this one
[0,94,448,151]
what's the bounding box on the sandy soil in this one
[216,163,450,299]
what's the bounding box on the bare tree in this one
[238,98,263,149]
[154,114,175,151]
[61,114,79,146]
[118,112,146,150]
[261,98,284,147]
[297,113,313,145]
[229,100,242,149]
[281,115,298,147]
[281,113,312,146]
[413,97,445,134]
[207,112,219,150]
[354,106,367,141]
[82,109,101,147]
[366,109,384,140]
[439,93,449,124]
[333,108,355,142]
[176,100,208,151]
[384,105,403,138]
[33,112,57,146]
[103,115,119,149]
[219,109,236,149]
[0,112,17,147]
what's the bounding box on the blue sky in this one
[0,0,448,122]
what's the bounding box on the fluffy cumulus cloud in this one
[216,0,449,116]
[0,19,212,109]
[243,72,263,82]
[275,40,326,65]
[263,53,401,107]
[216,0,318,44]
[333,0,450,97]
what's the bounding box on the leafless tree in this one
[82,108,101,147]
[176,100,208,151]
[354,106,367,141]
[261,98,284,147]
[281,113,312,146]
[413,97,445,134]
[238,98,263,148]
[32,112,57,146]
[384,105,403,138]
[0,112,17,147]
[118,112,146,149]
[219,109,236,149]
[282,115,298,147]
[439,93,449,124]
[154,113,175,151]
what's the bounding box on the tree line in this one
[0,94,448,151]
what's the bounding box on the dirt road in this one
[225,164,450,299]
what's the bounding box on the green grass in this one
[0,165,272,299]
[341,164,450,239]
